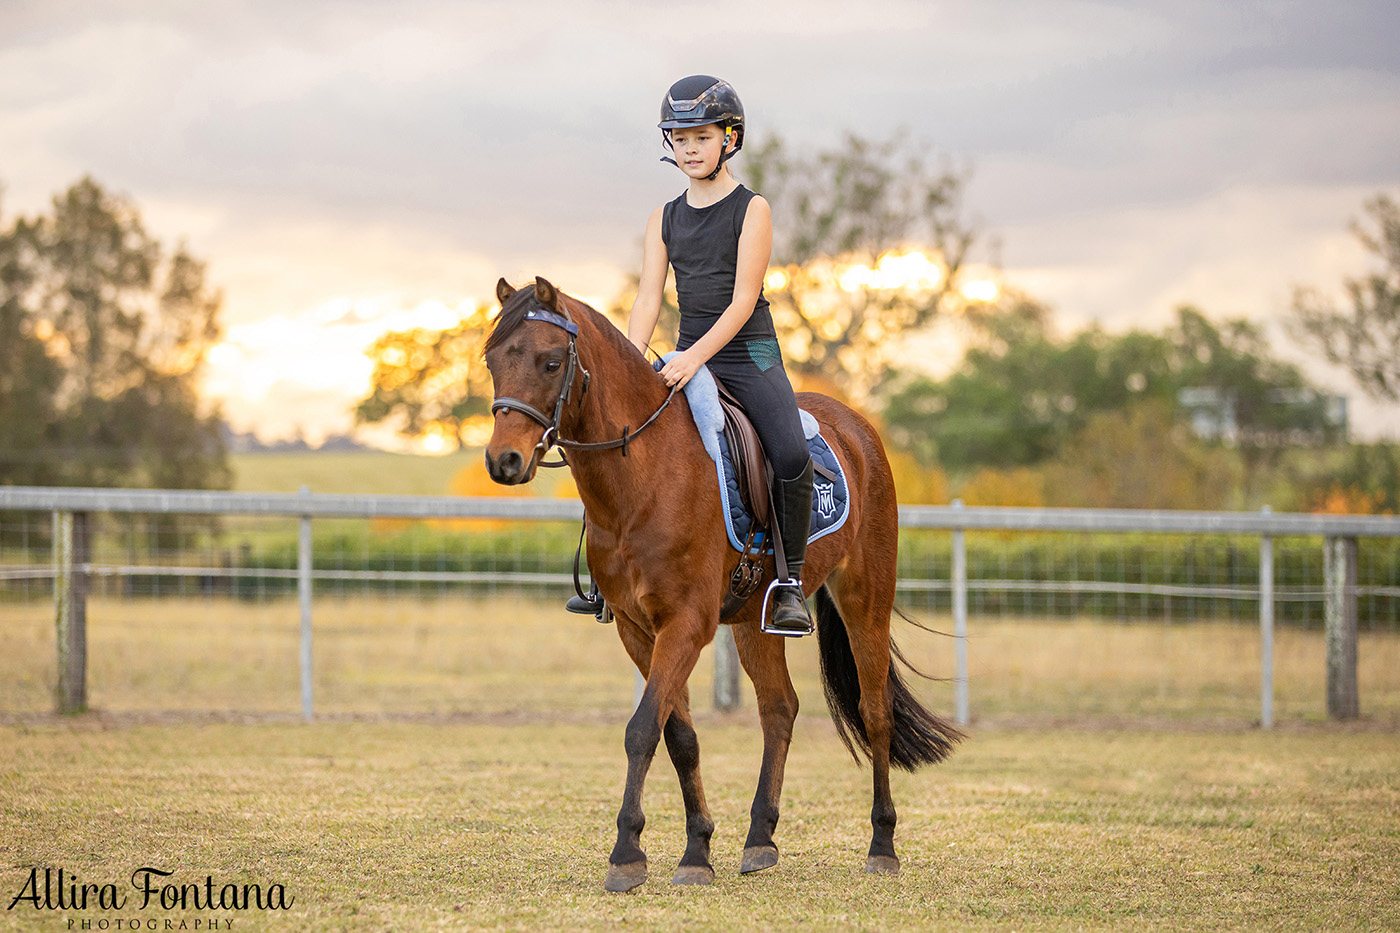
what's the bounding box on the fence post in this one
[1323,535,1359,720]
[952,499,969,727]
[1259,506,1274,730]
[53,510,90,715]
[713,625,741,711]
[298,487,314,722]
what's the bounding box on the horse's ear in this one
[496,278,516,306]
[534,276,558,309]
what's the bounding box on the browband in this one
[522,305,578,336]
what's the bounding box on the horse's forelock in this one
[484,286,544,354]
[485,283,621,359]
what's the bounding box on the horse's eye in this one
[545,360,562,374]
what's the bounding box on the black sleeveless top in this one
[661,184,776,351]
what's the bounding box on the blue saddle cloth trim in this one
[658,354,851,553]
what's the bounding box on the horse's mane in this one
[485,284,644,367]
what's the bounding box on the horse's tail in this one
[814,586,964,771]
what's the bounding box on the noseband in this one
[490,302,676,467]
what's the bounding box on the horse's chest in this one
[586,528,676,618]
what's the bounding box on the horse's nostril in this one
[495,450,524,482]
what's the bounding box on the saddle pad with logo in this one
[659,354,851,554]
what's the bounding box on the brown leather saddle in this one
[712,375,836,538]
[714,376,771,531]
[712,376,788,621]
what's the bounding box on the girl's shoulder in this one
[738,186,769,211]
[658,193,684,244]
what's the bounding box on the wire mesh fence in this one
[2,488,1397,726]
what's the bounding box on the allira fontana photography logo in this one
[7,866,294,925]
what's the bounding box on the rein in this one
[490,302,678,468]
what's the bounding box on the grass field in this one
[4,596,1400,725]
[3,594,1399,929]
[230,450,480,496]
[1,718,1397,931]
[229,449,577,498]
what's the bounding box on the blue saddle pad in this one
[658,355,851,554]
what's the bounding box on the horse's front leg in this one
[664,688,716,885]
[605,617,710,893]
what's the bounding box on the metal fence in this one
[2,485,1398,727]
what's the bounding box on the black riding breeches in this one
[696,338,810,482]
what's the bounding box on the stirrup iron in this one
[566,585,610,623]
[760,578,814,637]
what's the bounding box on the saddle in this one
[713,376,771,530]
[711,376,794,621]
[570,359,845,624]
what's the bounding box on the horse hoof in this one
[604,861,648,893]
[671,865,715,886]
[865,854,900,875]
[740,845,779,874]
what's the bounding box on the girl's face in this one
[668,123,734,179]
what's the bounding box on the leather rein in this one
[489,303,678,468]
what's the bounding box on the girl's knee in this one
[774,449,812,482]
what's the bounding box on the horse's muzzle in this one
[485,447,530,485]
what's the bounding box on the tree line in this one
[3,157,1397,516]
[355,135,1400,514]
[0,178,228,491]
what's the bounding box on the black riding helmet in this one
[659,75,745,180]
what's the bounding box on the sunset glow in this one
[960,278,1000,303]
[765,249,957,297]
[836,250,946,292]
[202,296,487,446]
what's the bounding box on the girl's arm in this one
[659,195,773,389]
[627,206,669,355]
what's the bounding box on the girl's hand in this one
[659,349,704,389]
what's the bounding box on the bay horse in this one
[484,276,962,892]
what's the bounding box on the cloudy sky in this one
[3,0,1398,443]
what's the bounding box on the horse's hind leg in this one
[732,623,799,873]
[827,562,902,875]
[664,686,716,885]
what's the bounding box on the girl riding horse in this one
[628,74,815,636]
[482,75,962,893]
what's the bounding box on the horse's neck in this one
[570,315,669,443]
[564,319,683,523]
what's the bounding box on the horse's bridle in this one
[490,302,677,468]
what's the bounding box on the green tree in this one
[0,177,229,490]
[882,299,1175,470]
[1290,193,1400,401]
[743,132,979,399]
[1296,442,1400,514]
[1041,402,1238,510]
[882,305,1339,477]
[0,201,63,487]
[354,303,497,449]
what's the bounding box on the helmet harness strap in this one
[658,126,737,179]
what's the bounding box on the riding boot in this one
[765,457,815,636]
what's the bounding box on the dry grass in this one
[3,596,1398,929]
[1,719,1397,931]
[2,596,1398,727]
